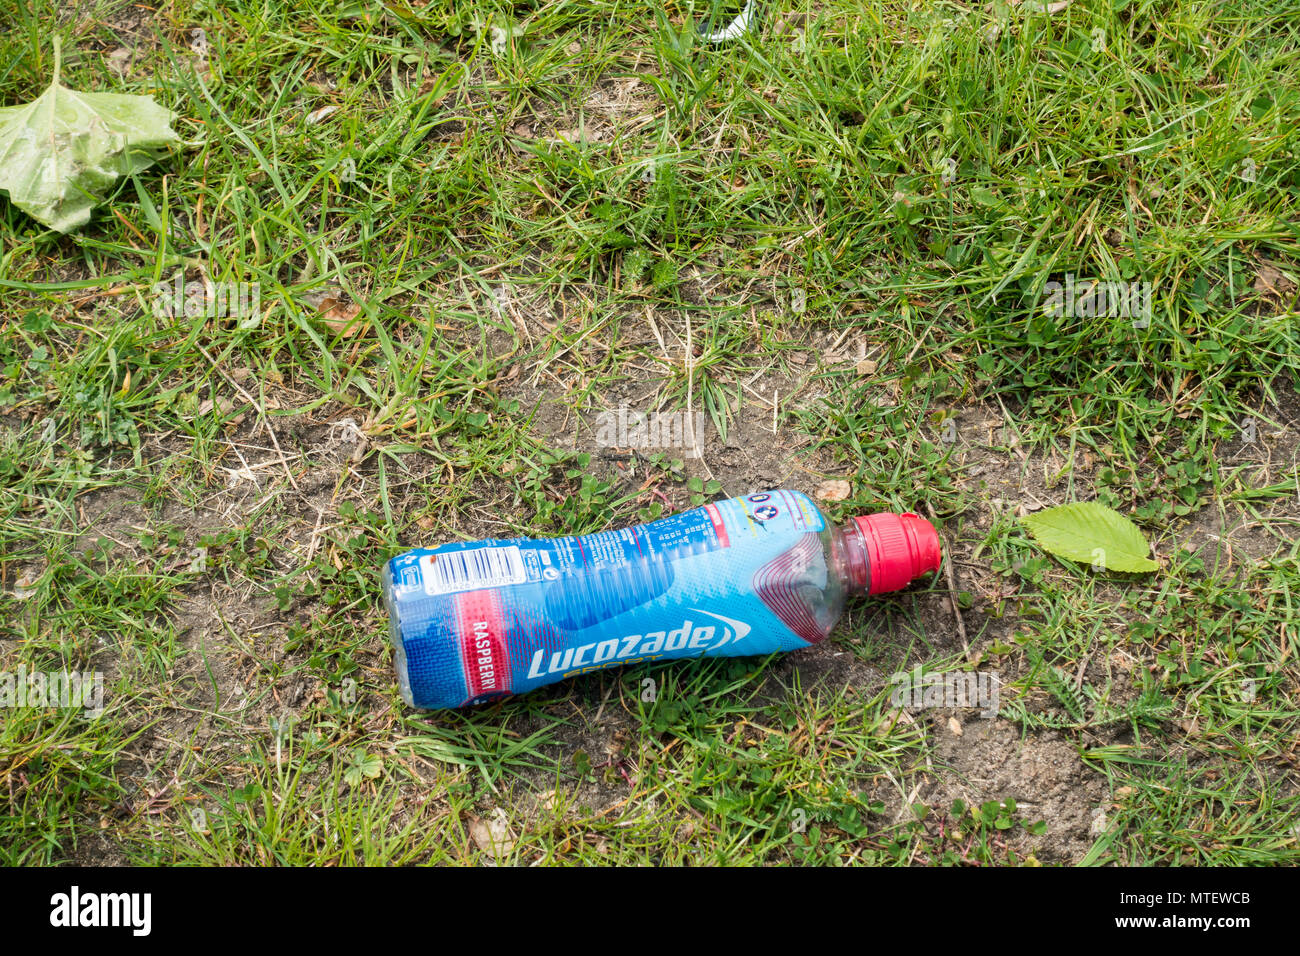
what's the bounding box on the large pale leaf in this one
[0,41,179,232]
[1022,502,1159,573]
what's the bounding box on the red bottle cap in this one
[853,513,942,594]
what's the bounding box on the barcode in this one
[420,546,526,595]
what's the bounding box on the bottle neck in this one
[837,520,872,594]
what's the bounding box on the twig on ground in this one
[925,502,970,660]
[195,342,300,491]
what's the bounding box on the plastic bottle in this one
[382,489,941,709]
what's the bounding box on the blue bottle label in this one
[385,490,828,708]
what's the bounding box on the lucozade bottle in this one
[382,490,941,709]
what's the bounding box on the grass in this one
[0,0,1297,865]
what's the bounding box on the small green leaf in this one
[1022,502,1158,573]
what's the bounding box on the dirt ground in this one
[33,301,1297,864]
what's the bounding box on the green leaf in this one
[1022,502,1158,573]
[0,39,180,232]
